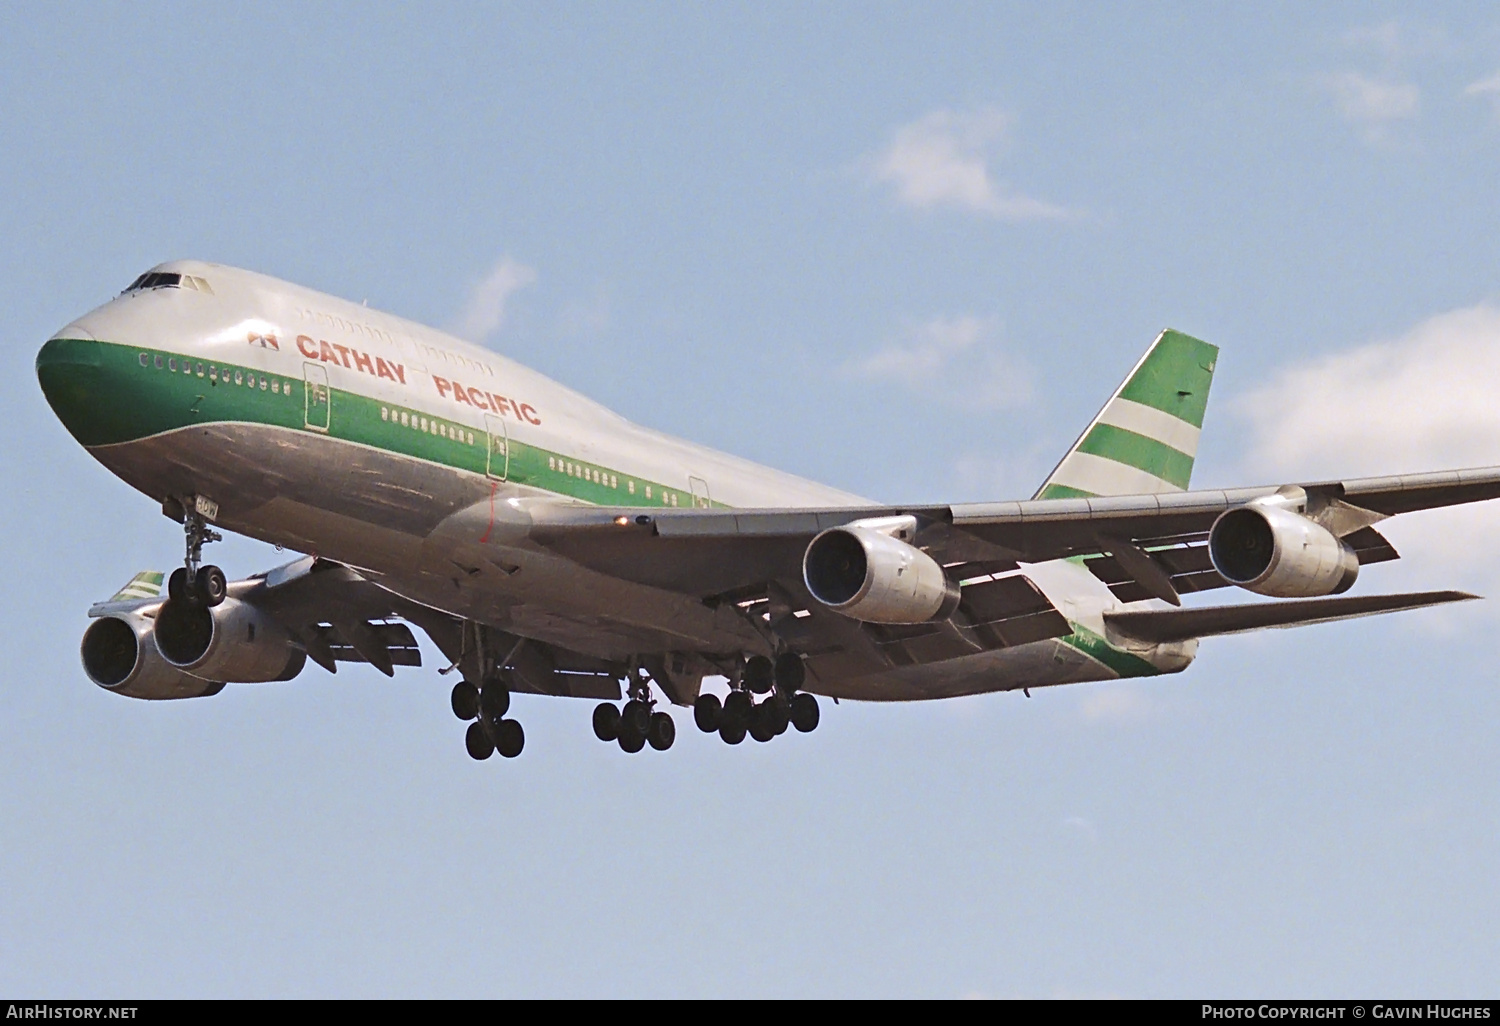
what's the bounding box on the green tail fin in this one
[1035,329,1218,500]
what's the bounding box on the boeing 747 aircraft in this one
[36,261,1500,760]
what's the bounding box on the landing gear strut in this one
[592,666,675,753]
[167,498,226,608]
[451,627,526,761]
[693,652,820,745]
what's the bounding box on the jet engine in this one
[81,612,225,700]
[153,596,306,683]
[803,521,961,623]
[1208,503,1359,598]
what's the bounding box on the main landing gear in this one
[693,652,820,746]
[451,673,525,760]
[167,499,227,608]
[591,667,675,754]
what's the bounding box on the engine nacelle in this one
[154,596,306,683]
[1208,502,1359,598]
[81,613,225,700]
[803,523,961,623]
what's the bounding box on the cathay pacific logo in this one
[296,333,407,384]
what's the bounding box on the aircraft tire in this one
[465,721,494,760]
[767,700,789,736]
[618,726,646,753]
[718,721,746,745]
[743,655,774,694]
[621,699,651,736]
[593,702,621,742]
[168,567,188,603]
[451,680,480,721]
[773,652,805,692]
[693,694,721,732]
[721,691,752,731]
[648,711,676,751]
[748,703,775,742]
[494,719,525,758]
[479,678,510,723]
[790,693,820,733]
[196,565,227,607]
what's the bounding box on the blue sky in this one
[5,3,1500,997]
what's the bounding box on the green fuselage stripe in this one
[38,339,718,511]
[1060,622,1162,678]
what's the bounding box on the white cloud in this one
[1465,72,1500,116]
[868,108,1073,221]
[1237,304,1500,480]
[1235,303,1500,605]
[846,315,1033,411]
[452,256,537,342]
[1320,71,1420,141]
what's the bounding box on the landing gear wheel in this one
[479,677,511,725]
[451,680,480,721]
[593,702,621,742]
[749,703,776,743]
[743,655,774,694]
[767,699,789,736]
[790,693,820,733]
[721,691,752,731]
[618,725,646,753]
[493,719,525,758]
[648,711,676,751]
[621,699,652,737]
[719,721,746,745]
[465,721,494,760]
[167,567,189,603]
[693,694,722,733]
[773,652,805,692]
[195,565,227,607]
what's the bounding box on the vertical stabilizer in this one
[110,570,164,601]
[1035,329,1218,499]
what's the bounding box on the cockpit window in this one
[122,271,212,294]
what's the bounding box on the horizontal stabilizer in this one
[1104,590,1478,644]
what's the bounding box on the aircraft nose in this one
[37,334,125,448]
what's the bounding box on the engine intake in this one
[81,613,225,700]
[803,523,960,623]
[1208,503,1359,598]
[154,596,306,683]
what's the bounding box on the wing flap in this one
[1104,590,1478,644]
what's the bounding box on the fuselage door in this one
[689,475,711,508]
[303,363,330,432]
[485,413,509,481]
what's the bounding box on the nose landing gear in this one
[166,497,227,608]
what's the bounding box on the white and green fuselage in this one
[38,260,1204,700]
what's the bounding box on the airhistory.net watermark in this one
[5,1007,138,1020]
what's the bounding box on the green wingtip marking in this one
[1117,330,1219,428]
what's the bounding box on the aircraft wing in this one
[528,465,1500,591]
[1104,589,1478,644]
